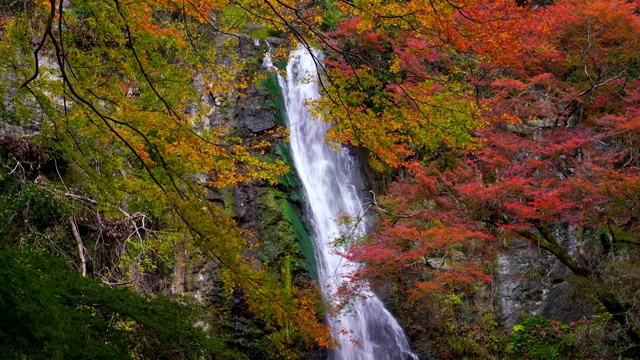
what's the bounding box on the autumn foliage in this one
[318,0,640,355]
[4,0,640,356]
[0,0,334,355]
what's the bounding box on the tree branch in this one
[19,0,55,89]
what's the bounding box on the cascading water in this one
[265,44,418,360]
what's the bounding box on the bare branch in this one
[20,0,55,89]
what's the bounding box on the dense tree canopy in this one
[318,0,640,356]
[0,0,332,355]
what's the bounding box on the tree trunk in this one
[520,220,640,346]
[70,216,86,277]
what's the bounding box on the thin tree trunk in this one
[70,216,86,277]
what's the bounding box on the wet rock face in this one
[234,183,258,224]
[0,57,57,137]
[496,241,551,328]
[190,35,277,134]
[0,123,41,138]
[177,35,317,299]
[192,87,241,131]
[238,88,276,135]
[496,232,593,328]
[174,256,227,307]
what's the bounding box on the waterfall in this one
[265,44,418,360]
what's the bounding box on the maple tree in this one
[0,0,335,354]
[319,0,640,354]
[304,0,551,171]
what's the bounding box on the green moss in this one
[273,144,305,203]
[259,73,286,126]
[280,197,317,280]
[257,188,317,280]
[257,70,317,279]
[221,186,235,217]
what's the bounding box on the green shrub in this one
[506,315,575,360]
[0,249,244,359]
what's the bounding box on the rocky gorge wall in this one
[496,235,595,329]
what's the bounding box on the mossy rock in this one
[274,143,306,204]
[256,187,317,280]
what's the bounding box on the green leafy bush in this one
[506,316,575,359]
[0,249,244,359]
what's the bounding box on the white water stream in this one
[265,44,418,360]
